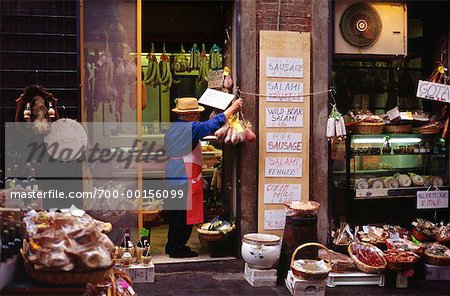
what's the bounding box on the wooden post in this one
[312,0,331,244]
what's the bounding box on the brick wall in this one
[256,0,312,32]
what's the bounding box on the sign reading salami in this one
[264,209,286,230]
[264,184,301,204]
[417,190,449,209]
[266,133,302,153]
[266,57,303,78]
[416,80,450,103]
[265,157,302,177]
[266,81,304,102]
[265,107,303,127]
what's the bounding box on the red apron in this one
[182,143,204,225]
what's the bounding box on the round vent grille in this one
[339,3,382,48]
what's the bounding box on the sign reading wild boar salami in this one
[266,57,303,78]
[266,107,303,127]
[264,184,301,204]
[266,133,302,153]
[266,81,304,102]
[264,209,286,230]
[265,157,302,177]
[416,80,450,103]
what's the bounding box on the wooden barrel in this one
[277,215,317,283]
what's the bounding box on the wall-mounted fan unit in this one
[334,2,407,56]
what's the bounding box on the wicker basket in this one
[141,210,161,222]
[424,252,450,266]
[284,201,320,218]
[348,242,386,273]
[412,228,432,242]
[24,262,112,285]
[351,122,385,135]
[385,251,420,271]
[197,224,236,242]
[411,125,441,134]
[383,124,412,134]
[290,243,332,280]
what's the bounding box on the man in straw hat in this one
[164,97,243,258]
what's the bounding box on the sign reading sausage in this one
[266,133,302,153]
[266,57,303,78]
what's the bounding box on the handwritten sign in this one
[207,69,224,89]
[264,184,301,204]
[264,209,286,230]
[199,88,235,110]
[417,190,449,209]
[266,107,303,127]
[416,80,450,103]
[266,133,302,153]
[266,57,303,78]
[265,157,302,177]
[266,81,303,102]
[387,107,401,121]
[44,119,87,161]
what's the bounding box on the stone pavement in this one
[134,270,450,296]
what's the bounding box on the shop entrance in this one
[81,0,238,264]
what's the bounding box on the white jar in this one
[241,233,282,269]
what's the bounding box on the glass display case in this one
[333,134,448,199]
[331,133,449,226]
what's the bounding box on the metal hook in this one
[329,87,337,106]
[35,70,39,84]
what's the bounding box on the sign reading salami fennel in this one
[264,184,301,204]
[265,157,302,177]
[266,133,302,153]
[264,209,286,230]
[417,190,449,209]
[266,107,303,127]
[266,81,304,102]
[416,80,450,103]
[266,57,303,78]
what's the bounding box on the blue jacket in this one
[164,113,226,186]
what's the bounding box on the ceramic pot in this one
[241,233,281,269]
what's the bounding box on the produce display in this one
[357,226,387,245]
[436,225,450,242]
[215,112,256,145]
[22,208,114,272]
[424,243,450,257]
[199,218,234,234]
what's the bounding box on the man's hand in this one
[224,98,244,119]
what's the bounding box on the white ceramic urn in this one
[241,233,282,269]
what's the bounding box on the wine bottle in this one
[8,227,17,255]
[1,230,11,262]
[14,224,22,252]
[124,228,132,248]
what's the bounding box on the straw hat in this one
[172,97,205,113]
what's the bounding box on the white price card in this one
[265,157,302,177]
[266,57,303,78]
[264,209,287,230]
[417,190,449,209]
[266,81,303,102]
[198,88,235,110]
[266,133,302,153]
[264,184,301,204]
[265,107,303,128]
